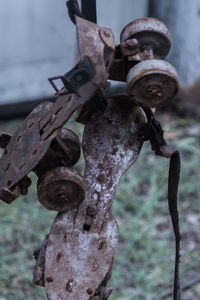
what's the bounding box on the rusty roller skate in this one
[0,1,181,299]
[35,13,180,300]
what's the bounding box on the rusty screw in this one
[103,30,110,38]
[146,85,162,98]
[87,288,93,295]
[66,279,74,292]
[86,205,97,216]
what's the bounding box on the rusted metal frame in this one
[42,16,180,298]
[0,14,181,300]
[43,95,147,300]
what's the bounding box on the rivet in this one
[103,30,110,38]
[56,251,62,262]
[86,206,97,216]
[87,288,93,295]
[66,279,74,292]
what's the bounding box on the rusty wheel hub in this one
[37,167,85,212]
[127,59,179,107]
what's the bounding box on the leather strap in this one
[81,0,97,23]
[67,0,97,24]
[144,110,181,300]
[168,151,181,300]
[66,0,83,24]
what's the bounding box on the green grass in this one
[0,114,200,299]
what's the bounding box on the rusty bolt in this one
[66,279,74,292]
[86,205,97,216]
[146,86,162,97]
[103,30,110,38]
[97,174,105,182]
[87,288,93,295]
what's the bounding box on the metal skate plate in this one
[45,210,118,300]
[0,102,53,194]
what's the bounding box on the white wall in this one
[0,0,76,105]
[0,0,148,105]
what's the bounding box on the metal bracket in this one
[48,57,95,95]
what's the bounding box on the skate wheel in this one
[127,59,178,107]
[52,128,81,167]
[120,18,171,59]
[37,167,85,212]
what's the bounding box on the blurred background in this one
[0,0,200,299]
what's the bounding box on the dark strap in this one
[144,110,181,300]
[81,0,97,23]
[67,0,97,24]
[66,0,83,24]
[168,151,181,300]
